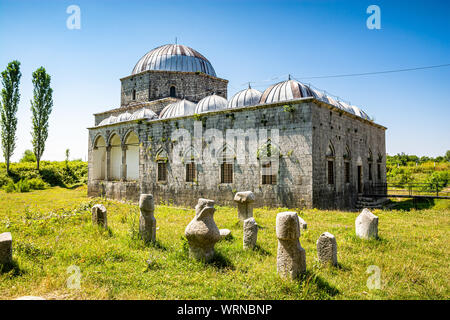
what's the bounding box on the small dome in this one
[132,44,216,77]
[227,86,262,108]
[130,108,158,121]
[309,88,333,105]
[195,94,227,114]
[260,79,313,104]
[98,115,118,126]
[160,99,196,119]
[117,111,132,122]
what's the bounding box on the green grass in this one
[0,186,449,300]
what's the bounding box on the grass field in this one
[0,186,449,300]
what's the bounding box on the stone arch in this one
[326,141,335,158]
[367,148,373,162]
[216,143,235,164]
[109,133,122,180]
[124,130,140,181]
[343,144,351,160]
[169,86,176,98]
[92,134,106,180]
[155,147,169,161]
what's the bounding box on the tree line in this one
[387,151,450,166]
[0,60,53,173]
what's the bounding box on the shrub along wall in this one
[0,161,87,191]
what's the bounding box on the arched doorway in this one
[92,135,106,180]
[125,131,139,181]
[109,133,122,180]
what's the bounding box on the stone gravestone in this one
[0,232,12,265]
[243,217,258,250]
[316,232,338,266]
[276,212,306,279]
[355,208,379,240]
[298,216,307,230]
[139,194,156,243]
[185,199,221,262]
[234,191,255,221]
[91,204,107,228]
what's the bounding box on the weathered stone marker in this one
[276,212,306,279]
[91,204,107,228]
[139,194,156,243]
[0,232,12,265]
[243,217,258,250]
[355,208,379,240]
[234,191,255,221]
[316,232,338,266]
[298,216,307,230]
[185,199,221,262]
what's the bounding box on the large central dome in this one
[131,44,217,77]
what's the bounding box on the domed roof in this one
[117,111,132,122]
[132,44,217,77]
[260,79,313,104]
[309,87,372,120]
[195,94,228,114]
[98,115,118,126]
[130,108,158,121]
[160,99,196,119]
[228,86,262,108]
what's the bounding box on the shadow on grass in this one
[205,251,235,271]
[389,198,435,211]
[253,244,271,256]
[297,270,339,297]
[147,239,168,251]
[0,260,24,277]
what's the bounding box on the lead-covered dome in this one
[132,44,217,77]
[130,108,158,121]
[160,99,196,119]
[98,115,118,126]
[195,94,227,114]
[228,86,262,108]
[260,79,313,104]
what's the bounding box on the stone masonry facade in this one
[120,70,228,107]
[88,98,386,209]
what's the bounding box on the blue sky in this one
[0,0,449,161]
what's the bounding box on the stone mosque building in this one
[87,44,386,209]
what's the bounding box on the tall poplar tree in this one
[30,67,53,170]
[0,60,21,174]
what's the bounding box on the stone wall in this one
[120,70,228,107]
[310,101,386,209]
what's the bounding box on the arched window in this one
[368,149,373,181]
[343,144,351,184]
[156,148,169,182]
[326,143,335,185]
[220,147,233,184]
[169,86,176,98]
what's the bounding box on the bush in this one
[20,149,36,162]
[0,160,87,189]
[28,177,48,190]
